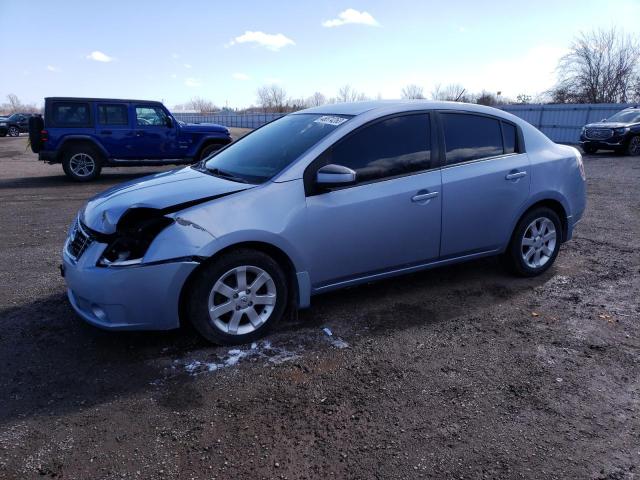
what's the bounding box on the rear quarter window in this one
[502,122,518,154]
[51,102,92,127]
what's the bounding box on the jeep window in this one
[203,113,351,184]
[98,104,129,126]
[51,102,91,127]
[135,106,168,126]
[606,110,640,123]
[442,113,504,165]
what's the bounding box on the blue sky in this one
[1,0,639,108]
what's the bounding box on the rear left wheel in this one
[186,249,289,345]
[505,207,562,277]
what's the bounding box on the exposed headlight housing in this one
[98,208,173,267]
[574,149,586,181]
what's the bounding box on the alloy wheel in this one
[629,136,640,156]
[207,265,277,335]
[69,153,96,177]
[521,217,557,269]
[8,126,19,137]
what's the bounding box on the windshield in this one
[203,113,351,183]
[606,110,640,123]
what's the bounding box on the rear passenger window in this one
[329,114,431,183]
[442,113,503,165]
[98,104,128,126]
[52,102,91,127]
[502,122,517,154]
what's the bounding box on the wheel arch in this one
[58,136,109,162]
[178,240,305,328]
[195,136,232,160]
[509,198,569,247]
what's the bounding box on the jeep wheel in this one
[62,145,103,182]
[627,135,640,156]
[199,143,223,161]
[7,126,20,137]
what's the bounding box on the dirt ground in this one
[0,133,638,480]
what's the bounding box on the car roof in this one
[45,97,163,105]
[294,100,515,118]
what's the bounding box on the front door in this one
[304,113,442,288]
[96,103,133,158]
[131,104,178,159]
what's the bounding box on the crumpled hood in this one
[81,167,253,234]
[180,122,229,134]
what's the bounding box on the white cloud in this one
[183,63,192,69]
[232,72,250,81]
[170,73,177,79]
[322,9,379,28]
[184,77,202,87]
[226,31,295,51]
[46,65,60,72]
[86,50,114,62]
[171,53,180,59]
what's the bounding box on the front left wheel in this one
[627,135,640,156]
[7,126,19,137]
[186,249,289,345]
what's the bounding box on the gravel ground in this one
[0,134,638,480]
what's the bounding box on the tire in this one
[7,126,19,137]
[61,144,103,182]
[505,207,562,277]
[627,135,640,156]
[186,249,289,345]
[0,131,6,137]
[582,145,597,155]
[199,143,223,161]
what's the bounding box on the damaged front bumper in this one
[62,240,199,331]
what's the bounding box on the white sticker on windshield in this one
[314,115,348,126]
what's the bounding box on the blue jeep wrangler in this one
[29,97,232,181]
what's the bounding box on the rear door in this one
[439,112,530,257]
[96,102,133,158]
[131,104,179,158]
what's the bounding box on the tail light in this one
[40,129,48,142]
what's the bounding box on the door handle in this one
[411,191,439,203]
[505,171,527,180]
[134,131,144,137]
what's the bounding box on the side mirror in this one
[166,116,174,128]
[316,164,356,187]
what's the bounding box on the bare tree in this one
[475,91,499,106]
[550,28,640,103]
[336,85,368,103]
[400,84,425,99]
[6,94,21,113]
[307,92,327,107]
[185,97,218,113]
[257,84,288,112]
[516,93,532,104]
[431,83,468,102]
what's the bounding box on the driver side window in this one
[135,106,168,126]
[327,113,432,185]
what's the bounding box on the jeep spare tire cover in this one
[28,116,44,153]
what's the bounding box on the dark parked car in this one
[579,106,640,155]
[0,112,34,137]
[29,97,232,181]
